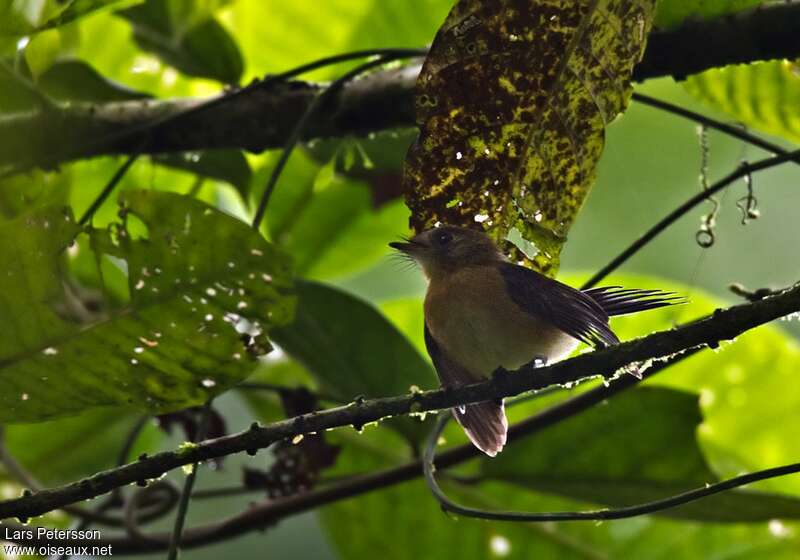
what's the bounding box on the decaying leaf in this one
[404,0,656,274]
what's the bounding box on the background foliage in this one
[1,0,799,558]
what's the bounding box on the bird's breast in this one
[425,266,577,377]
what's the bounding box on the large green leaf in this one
[222,0,451,81]
[404,0,656,275]
[118,0,243,84]
[270,280,436,443]
[271,280,436,401]
[0,191,294,423]
[684,61,800,144]
[483,387,800,521]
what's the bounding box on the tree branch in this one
[0,281,798,527]
[1,2,798,170]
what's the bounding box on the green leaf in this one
[24,28,63,79]
[223,0,451,81]
[483,386,800,521]
[119,0,243,84]
[404,0,657,275]
[152,150,253,198]
[683,61,800,144]
[0,191,294,423]
[38,58,151,102]
[261,150,411,281]
[271,280,436,399]
[654,0,761,29]
[270,280,436,442]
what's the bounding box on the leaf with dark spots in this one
[403,0,656,275]
[0,191,295,423]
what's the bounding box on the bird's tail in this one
[453,399,508,457]
[583,286,685,317]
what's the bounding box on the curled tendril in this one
[123,480,181,543]
[695,124,719,248]
[736,168,760,225]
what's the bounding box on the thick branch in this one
[0,281,798,525]
[1,2,798,169]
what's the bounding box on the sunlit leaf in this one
[404,0,656,275]
[222,0,450,81]
[260,150,410,281]
[119,0,243,84]
[24,29,63,79]
[0,191,294,423]
[684,61,800,144]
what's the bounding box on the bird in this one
[389,225,684,457]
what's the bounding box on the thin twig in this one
[167,401,213,560]
[78,154,139,225]
[582,148,800,289]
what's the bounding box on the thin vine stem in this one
[423,411,800,522]
[166,402,212,560]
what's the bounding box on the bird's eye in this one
[434,230,453,246]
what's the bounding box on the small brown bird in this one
[390,225,682,457]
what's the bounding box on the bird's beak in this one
[388,241,414,253]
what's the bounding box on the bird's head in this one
[389,225,506,280]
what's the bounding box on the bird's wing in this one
[498,262,619,348]
[424,322,478,387]
[582,286,685,316]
